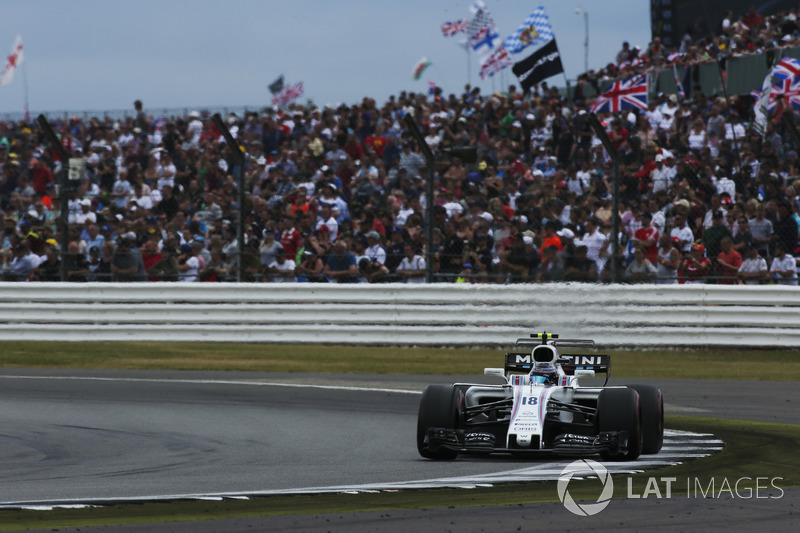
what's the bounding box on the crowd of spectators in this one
[576,6,800,94]
[3,7,800,286]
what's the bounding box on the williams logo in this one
[557,459,614,516]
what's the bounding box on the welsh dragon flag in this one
[411,57,432,80]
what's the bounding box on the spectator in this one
[670,212,694,254]
[295,249,326,282]
[633,211,659,264]
[656,234,681,284]
[535,245,566,282]
[396,243,426,284]
[565,245,598,282]
[716,236,742,285]
[680,243,711,284]
[266,248,296,283]
[148,245,179,281]
[768,243,798,285]
[177,243,200,282]
[703,210,733,262]
[748,203,773,260]
[111,232,146,281]
[34,244,61,281]
[358,256,391,283]
[577,217,608,273]
[323,240,358,283]
[85,245,106,281]
[364,230,387,265]
[772,200,798,255]
[63,241,89,282]
[259,228,285,271]
[625,243,658,283]
[738,244,768,285]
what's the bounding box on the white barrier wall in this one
[1,282,799,347]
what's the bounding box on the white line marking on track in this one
[0,374,422,395]
[0,377,725,507]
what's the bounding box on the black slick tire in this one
[597,387,642,460]
[417,385,461,460]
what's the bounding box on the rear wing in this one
[558,354,611,376]
[514,333,596,350]
[504,352,612,385]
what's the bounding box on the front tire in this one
[628,384,664,454]
[417,385,462,460]
[597,388,642,460]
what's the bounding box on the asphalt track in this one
[0,369,797,531]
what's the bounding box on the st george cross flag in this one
[503,6,554,54]
[0,36,24,86]
[441,19,467,37]
[589,75,649,113]
[479,45,513,80]
[511,38,564,92]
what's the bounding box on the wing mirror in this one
[484,368,505,378]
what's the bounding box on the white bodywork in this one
[484,343,596,449]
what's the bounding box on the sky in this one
[0,1,651,116]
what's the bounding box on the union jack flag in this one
[770,74,800,110]
[272,81,304,107]
[589,75,648,113]
[479,45,512,80]
[772,57,800,82]
[441,19,467,37]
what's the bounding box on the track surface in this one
[0,369,797,531]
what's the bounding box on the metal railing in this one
[2,282,800,347]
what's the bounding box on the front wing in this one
[422,427,633,458]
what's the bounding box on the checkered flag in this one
[466,0,495,40]
[503,6,555,54]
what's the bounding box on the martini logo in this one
[557,459,614,516]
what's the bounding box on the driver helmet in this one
[531,362,558,385]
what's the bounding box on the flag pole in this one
[22,54,30,120]
[466,45,471,88]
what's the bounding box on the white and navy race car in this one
[417,332,663,460]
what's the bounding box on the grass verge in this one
[2,342,800,380]
[0,415,797,530]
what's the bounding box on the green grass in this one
[1,342,800,381]
[0,415,796,530]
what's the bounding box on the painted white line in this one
[0,431,723,507]
[0,374,422,395]
[0,379,724,507]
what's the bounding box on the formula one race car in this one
[417,332,663,461]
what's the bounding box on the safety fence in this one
[1,282,799,348]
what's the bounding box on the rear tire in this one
[628,384,664,454]
[597,388,642,460]
[417,385,462,460]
